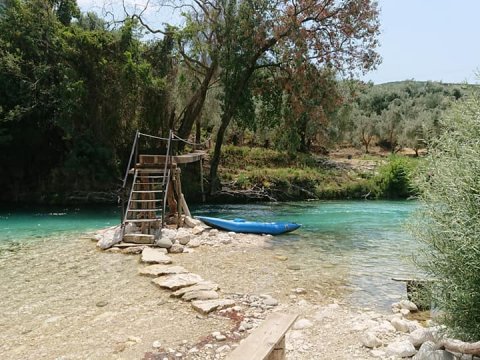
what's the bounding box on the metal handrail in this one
[161,130,173,226]
[122,130,140,188]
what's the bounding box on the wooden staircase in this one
[123,167,170,230]
[120,130,206,244]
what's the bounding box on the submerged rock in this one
[141,247,171,264]
[153,273,204,290]
[182,290,219,301]
[171,281,219,297]
[191,299,235,314]
[138,265,188,277]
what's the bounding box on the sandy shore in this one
[0,227,409,360]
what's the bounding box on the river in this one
[0,200,420,309]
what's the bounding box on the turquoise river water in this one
[0,200,419,310]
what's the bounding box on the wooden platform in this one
[227,312,298,360]
[139,152,206,165]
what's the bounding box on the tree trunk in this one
[176,62,217,151]
[209,112,233,193]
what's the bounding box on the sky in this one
[78,0,480,85]
[364,0,480,84]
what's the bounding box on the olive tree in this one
[410,93,480,341]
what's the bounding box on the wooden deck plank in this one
[226,313,298,360]
[139,152,206,165]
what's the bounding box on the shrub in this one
[409,94,480,341]
[373,156,418,198]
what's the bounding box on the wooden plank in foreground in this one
[227,312,298,360]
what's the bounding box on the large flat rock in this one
[191,299,235,314]
[171,281,219,298]
[182,290,219,302]
[139,265,188,277]
[152,273,203,290]
[141,247,171,264]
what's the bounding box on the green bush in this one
[372,156,418,199]
[409,94,480,341]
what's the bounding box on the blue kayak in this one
[195,216,301,235]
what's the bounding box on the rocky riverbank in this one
[93,219,480,360]
[1,219,476,359]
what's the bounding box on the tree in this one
[410,93,480,341]
[207,0,381,192]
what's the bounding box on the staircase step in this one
[125,218,162,223]
[123,234,155,244]
[132,190,164,193]
[135,175,167,179]
[136,169,168,173]
[130,199,161,203]
[134,182,165,185]
[127,209,162,212]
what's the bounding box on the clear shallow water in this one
[0,201,420,309]
[0,206,120,243]
[193,200,420,309]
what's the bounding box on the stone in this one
[275,255,288,261]
[292,288,306,294]
[371,320,396,335]
[182,290,219,302]
[152,341,162,349]
[216,345,230,353]
[386,340,417,358]
[123,233,154,244]
[401,308,411,316]
[96,226,122,249]
[139,265,188,277]
[96,300,109,307]
[391,317,419,333]
[400,299,419,312]
[153,273,203,290]
[262,297,279,306]
[192,226,205,235]
[287,264,301,270]
[413,340,454,360]
[187,238,202,248]
[370,349,386,358]
[409,327,435,348]
[177,235,191,246]
[361,332,383,348]
[209,229,219,237]
[121,246,145,255]
[168,243,184,253]
[215,334,226,341]
[141,247,171,264]
[171,281,219,297]
[293,318,313,330]
[220,237,232,245]
[191,299,236,314]
[155,237,173,249]
[124,223,139,234]
[161,228,177,240]
[185,216,202,228]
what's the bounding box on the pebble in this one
[216,345,231,353]
[152,341,162,348]
[287,264,301,270]
[361,332,382,348]
[293,319,313,330]
[96,301,109,307]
